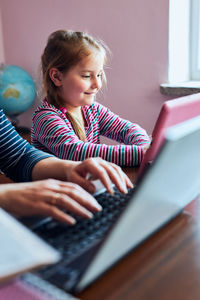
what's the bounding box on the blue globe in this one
[0,64,36,116]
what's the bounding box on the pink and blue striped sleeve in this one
[95,102,150,146]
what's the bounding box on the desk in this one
[77,169,200,300]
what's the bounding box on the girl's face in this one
[58,52,104,109]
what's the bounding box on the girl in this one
[31,30,150,166]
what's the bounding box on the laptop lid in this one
[77,115,200,291]
[0,209,60,283]
[139,93,200,177]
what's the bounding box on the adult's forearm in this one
[31,157,78,181]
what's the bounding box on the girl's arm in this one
[32,109,149,166]
[95,102,150,146]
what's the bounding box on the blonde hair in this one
[41,30,109,141]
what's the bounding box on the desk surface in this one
[77,168,200,300]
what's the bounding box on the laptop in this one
[0,208,60,283]
[20,115,200,295]
[138,92,200,178]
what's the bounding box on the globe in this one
[0,64,36,117]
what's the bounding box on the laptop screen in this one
[139,93,200,176]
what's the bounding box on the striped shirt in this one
[0,110,52,182]
[31,100,150,166]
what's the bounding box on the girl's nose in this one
[91,77,102,90]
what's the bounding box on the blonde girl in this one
[31,30,150,166]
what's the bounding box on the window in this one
[161,0,200,96]
[190,0,200,80]
[169,0,200,82]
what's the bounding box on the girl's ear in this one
[49,68,63,86]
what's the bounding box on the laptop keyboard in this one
[31,187,134,290]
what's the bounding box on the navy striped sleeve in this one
[0,110,53,182]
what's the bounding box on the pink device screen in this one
[139,93,200,176]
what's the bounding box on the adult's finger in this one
[97,160,128,194]
[107,162,133,189]
[32,201,77,225]
[65,171,97,194]
[87,158,132,194]
[51,183,102,213]
[67,158,113,194]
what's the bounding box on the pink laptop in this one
[138,92,200,178]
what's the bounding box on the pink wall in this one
[0,0,170,133]
[0,6,4,63]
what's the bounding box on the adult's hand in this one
[0,179,102,225]
[64,157,133,194]
[32,157,133,195]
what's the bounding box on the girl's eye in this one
[81,73,103,79]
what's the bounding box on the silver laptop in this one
[0,208,60,283]
[21,116,200,295]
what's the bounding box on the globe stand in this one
[9,115,30,135]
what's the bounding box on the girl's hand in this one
[143,144,150,153]
[64,157,133,195]
[0,179,102,225]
